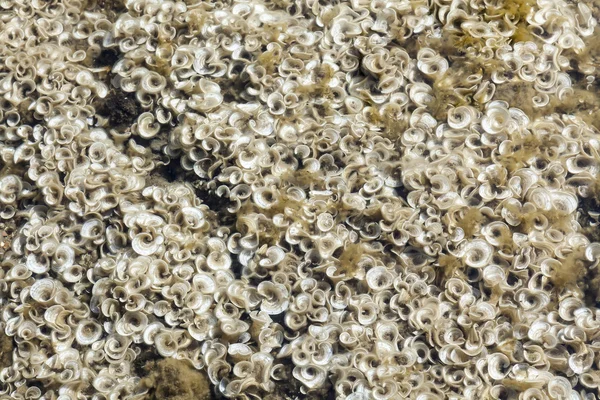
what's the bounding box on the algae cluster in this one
[456,208,485,238]
[337,243,364,278]
[0,333,13,370]
[139,358,213,400]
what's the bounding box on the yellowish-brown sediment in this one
[139,358,213,400]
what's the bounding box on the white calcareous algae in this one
[1,0,600,399]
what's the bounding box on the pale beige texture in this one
[0,0,600,399]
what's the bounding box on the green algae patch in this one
[139,358,213,400]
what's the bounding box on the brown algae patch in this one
[550,249,600,307]
[0,333,13,369]
[281,169,322,189]
[436,254,465,284]
[518,210,572,233]
[505,0,538,43]
[552,250,587,289]
[421,60,482,119]
[493,80,542,118]
[256,48,284,75]
[427,82,470,120]
[498,135,546,172]
[493,79,600,131]
[366,107,408,140]
[484,0,538,43]
[456,207,485,237]
[139,358,213,400]
[337,243,364,278]
[423,57,506,118]
[296,64,336,98]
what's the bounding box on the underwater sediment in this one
[1,0,600,398]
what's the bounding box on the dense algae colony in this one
[1,0,600,398]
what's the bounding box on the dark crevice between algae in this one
[94,48,120,69]
[96,89,142,130]
[95,0,126,20]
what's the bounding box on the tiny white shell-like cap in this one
[228,343,253,361]
[366,266,394,291]
[136,112,160,139]
[131,233,164,256]
[463,240,493,269]
[293,365,327,390]
[154,331,179,357]
[258,281,289,315]
[76,319,103,345]
[26,254,49,274]
[30,278,56,304]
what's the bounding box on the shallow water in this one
[1,0,600,399]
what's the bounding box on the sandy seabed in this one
[1,0,600,399]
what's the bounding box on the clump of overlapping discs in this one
[2,0,600,398]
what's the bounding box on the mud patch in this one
[147,161,186,187]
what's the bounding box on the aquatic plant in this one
[0,0,599,398]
